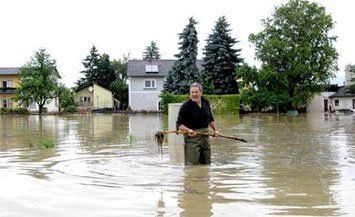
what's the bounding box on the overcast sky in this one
[1,0,354,87]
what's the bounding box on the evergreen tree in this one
[202,16,243,94]
[143,41,161,61]
[97,53,116,89]
[163,17,201,94]
[77,45,100,87]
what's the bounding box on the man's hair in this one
[190,82,203,93]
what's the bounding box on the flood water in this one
[0,113,354,217]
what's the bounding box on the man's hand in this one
[213,130,220,137]
[188,129,197,137]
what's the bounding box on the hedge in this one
[161,93,240,115]
[0,107,29,115]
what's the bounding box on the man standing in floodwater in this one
[176,82,220,165]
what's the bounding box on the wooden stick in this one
[157,130,247,143]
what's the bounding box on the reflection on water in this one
[0,113,355,216]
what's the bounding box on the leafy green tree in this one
[163,17,201,94]
[238,64,288,112]
[143,41,161,61]
[349,84,355,94]
[110,55,129,106]
[17,48,60,114]
[57,84,77,113]
[202,16,243,94]
[249,0,338,110]
[77,45,100,87]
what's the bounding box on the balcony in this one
[0,87,17,94]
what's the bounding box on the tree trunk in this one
[38,103,44,115]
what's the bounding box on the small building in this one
[74,83,114,111]
[307,85,339,113]
[127,59,203,111]
[329,86,355,112]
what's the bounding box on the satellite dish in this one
[88,86,93,92]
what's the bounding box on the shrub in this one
[160,93,240,114]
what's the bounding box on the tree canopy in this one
[17,48,60,114]
[248,0,338,110]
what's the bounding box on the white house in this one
[307,85,339,113]
[127,59,203,111]
[329,86,355,112]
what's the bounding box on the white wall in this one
[129,77,164,111]
[307,92,336,113]
[28,97,59,113]
[331,97,355,110]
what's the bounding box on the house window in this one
[2,99,7,108]
[2,99,11,108]
[83,97,91,102]
[145,65,159,73]
[144,79,156,89]
[335,99,339,106]
[2,80,12,88]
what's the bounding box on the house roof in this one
[330,86,355,97]
[0,67,61,78]
[75,82,112,93]
[127,59,203,77]
[0,67,19,75]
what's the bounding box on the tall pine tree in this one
[143,41,161,61]
[97,53,116,89]
[77,45,100,88]
[163,17,201,94]
[202,16,242,94]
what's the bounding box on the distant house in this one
[307,85,339,113]
[0,67,59,112]
[329,86,355,112]
[127,59,203,111]
[74,83,114,111]
[0,67,20,109]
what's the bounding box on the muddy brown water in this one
[0,113,354,216]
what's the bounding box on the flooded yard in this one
[0,113,354,216]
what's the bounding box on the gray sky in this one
[1,0,354,87]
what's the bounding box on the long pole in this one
[157,130,247,143]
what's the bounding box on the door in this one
[324,99,328,112]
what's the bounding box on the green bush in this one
[62,105,77,113]
[0,107,29,115]
[160,93,240,115]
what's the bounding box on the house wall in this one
[74,88,93,107]
[307,92,336,113]
[93,84,113,109]
[28,98,59,112]
[0,74,20,108]
[128,77,164,111]
[330,97,355,110]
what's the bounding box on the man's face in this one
[190,87,202,102]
